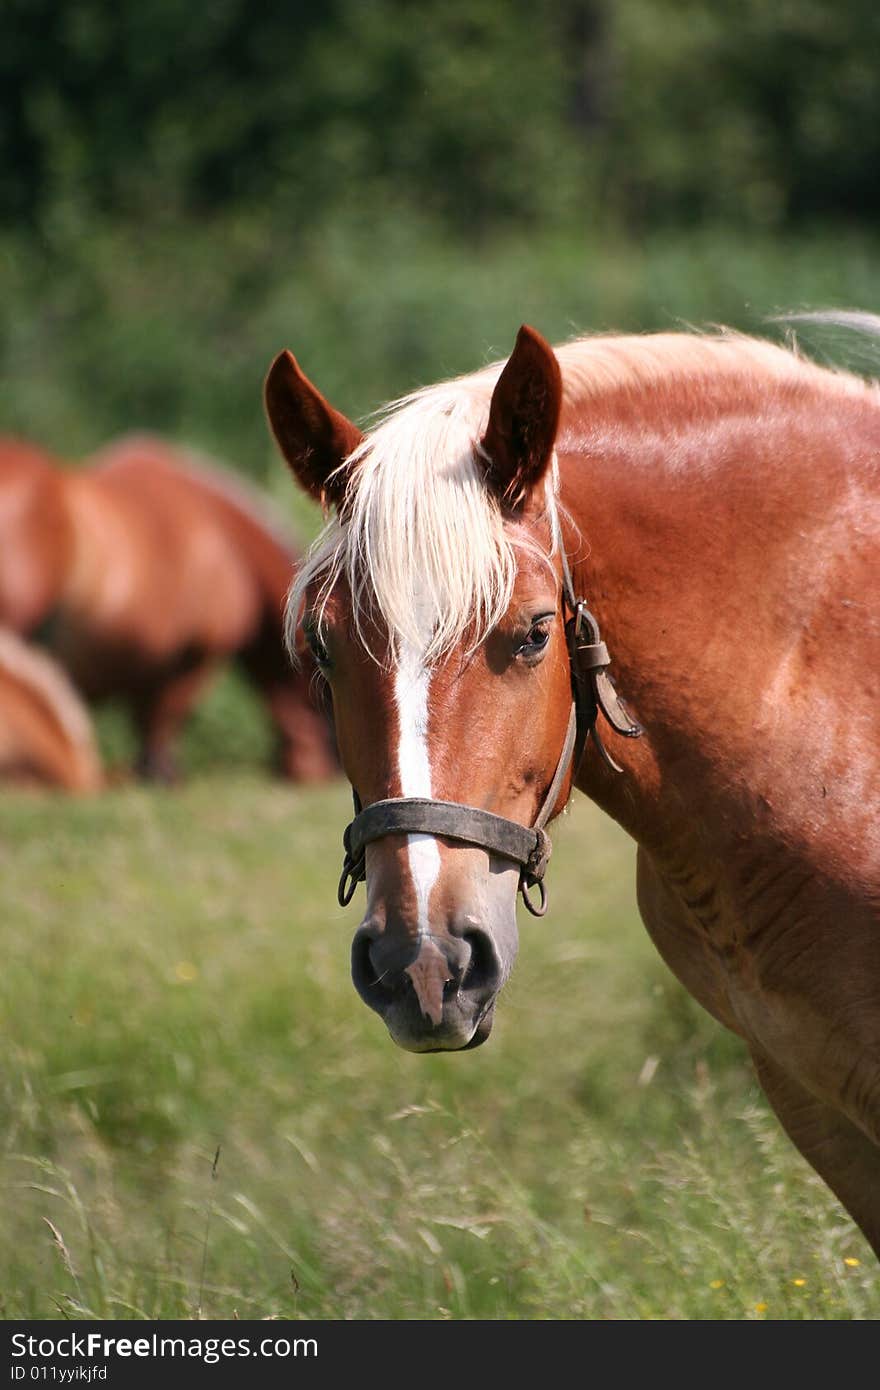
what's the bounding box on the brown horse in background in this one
[264,317,880,1262]
[0,434,337,782]
[0,627,102,791]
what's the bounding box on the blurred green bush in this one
[5,2,879,234]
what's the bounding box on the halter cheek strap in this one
[337,551,641,917]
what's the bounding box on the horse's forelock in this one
[286,370,561,668]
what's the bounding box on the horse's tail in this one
[0,627,103,791]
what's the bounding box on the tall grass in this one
[1,781,876,1319]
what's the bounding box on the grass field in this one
[1,770,877,1321]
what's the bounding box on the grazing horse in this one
[0,627,102,791]
[0,434,338,782]
[264,319,880,1259]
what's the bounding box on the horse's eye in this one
[304,623,330,667]
[517,621,551,659]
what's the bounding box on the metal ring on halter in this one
[519,874,548,917]
[337,824,365,907]
[337,860,363,907]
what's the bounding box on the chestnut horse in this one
[0,627,102,791]
[264,318,880,1259]
[0,434,337,782]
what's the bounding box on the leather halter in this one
[337,549,641,917]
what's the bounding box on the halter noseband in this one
[336,551,641,917]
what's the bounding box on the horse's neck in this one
[559,383,880,877]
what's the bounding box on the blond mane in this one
[0,628,101,779]
[287,327,874,665]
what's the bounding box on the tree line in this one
[4,0,879,238]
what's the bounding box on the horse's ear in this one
[264,350,363,510]
[480,325,562,509]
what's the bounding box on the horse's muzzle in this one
[350,917,503,1051]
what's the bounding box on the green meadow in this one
[2,768,877,1321]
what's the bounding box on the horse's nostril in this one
[461,928,499,995]
[351,921,423,1010]
[351,928,390,1007]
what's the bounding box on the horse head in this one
[265,327,582,1051]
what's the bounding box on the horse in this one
[0,626,102,791]
[0,434,338,783]
[263,317,880,1260]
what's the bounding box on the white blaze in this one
[394,643,440,933]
